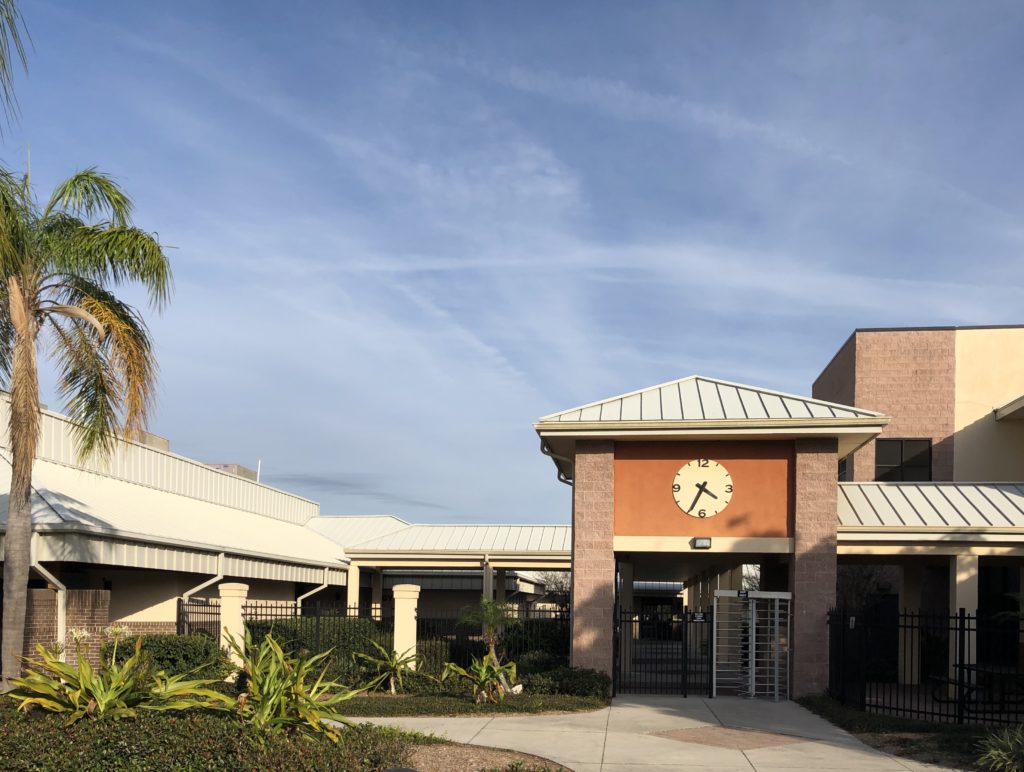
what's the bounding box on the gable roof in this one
[538,375,883,425]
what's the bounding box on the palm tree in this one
[0,0,28,127]
[0,167,171,688]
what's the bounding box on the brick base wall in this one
[790,438,839,697]
[571,440,615,675]
[24,588,58,657]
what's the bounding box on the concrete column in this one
[495,568,507,603]
[370,571,383,621]
[789,438,839,698]
[218,582,249,667]
[948,554,979,695]
[392,584,420,669]
[570,440,615,676]
[482,562,494,602]
[899,563,924,685]
[346,563,361,614]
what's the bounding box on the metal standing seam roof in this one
[345,524,572,553]
[0,452,347,569]
[839,482,1024,529]
[307,515,411,547]
[537,375,884,424]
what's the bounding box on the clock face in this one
[672,458,734,518]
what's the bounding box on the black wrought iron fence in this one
[828,607,1024,726]
[613,608,713,696]
[242,601,393,683]
[176,597,221,637]
[416,608,569,675]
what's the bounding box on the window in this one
[838,457,851,482]
[875,439,932,481]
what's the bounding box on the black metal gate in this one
[614,609,713,695]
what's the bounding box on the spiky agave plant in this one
[0,168,172,688]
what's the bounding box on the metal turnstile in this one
[713,590,791,701]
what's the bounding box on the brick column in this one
[571,440,615,675]
[789,437,838,697]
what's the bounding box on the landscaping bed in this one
[798,695,988,770]
[344,692,609,716]
[0,703,430,771]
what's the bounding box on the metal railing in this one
[416,608,569,674]
[828,607,1024,725]
[176,597,221,637]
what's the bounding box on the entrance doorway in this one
[712,590,791,701]
[613,607,713,695]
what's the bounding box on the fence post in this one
[956,608,966,725]
[392,584,421,670]
[218,582,249,667]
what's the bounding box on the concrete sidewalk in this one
[363,695,956,771]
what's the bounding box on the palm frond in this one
[43,169,133,228]
[0,0,28,129]
[46,224,173,309]
[47,315,119,458]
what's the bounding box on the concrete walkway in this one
[364,695,956,771]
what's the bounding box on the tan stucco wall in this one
[954,328,1024,481]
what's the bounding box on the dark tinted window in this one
[875,439,932,482]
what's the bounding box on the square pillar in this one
[571,440,615,676]
[218,582,249,668]
[346,563,361,615]
[482,563,494,602]
[495,569,507,604]
[789,438,839,698]
[899,562,924,685]
[949,554,979,686]
[392,584,420,668]
[370,570,383,621]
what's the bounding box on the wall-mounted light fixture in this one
[691,537,712,550]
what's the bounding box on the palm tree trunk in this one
[1,275,39,690]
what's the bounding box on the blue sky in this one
[8,1,1023,522]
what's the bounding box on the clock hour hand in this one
[689,481,718,513]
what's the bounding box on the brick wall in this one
[812,334,856,412]
[23,588,58,657]
[852,329,955,481]
[790,438,838,697]
[65,589,111,667]
[571,440,615,675]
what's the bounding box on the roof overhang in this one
[995,394,1024,421]
[345,549,571,570]
[0,523,348,585]
[536,417,888,483]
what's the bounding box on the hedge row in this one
[0,705,417,772]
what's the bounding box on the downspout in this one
[30,533,66,661]
[182,552,225,602]
[297,567,331,611]
[540,440,574,486]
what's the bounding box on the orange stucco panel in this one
[613,440,794,537]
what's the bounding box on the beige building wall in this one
[953,328,1024,481]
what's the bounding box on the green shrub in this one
[8,640,231,724]
[442,655,518,704]
[502,619,570,664]
[979,726,1024,771]
[522,667,610,698]
[226,631,364,742]
[246,616,385,683]
[343,692,606,716]
[102,633,231,680]
[0,703,418,771]
[517,650,561,675]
